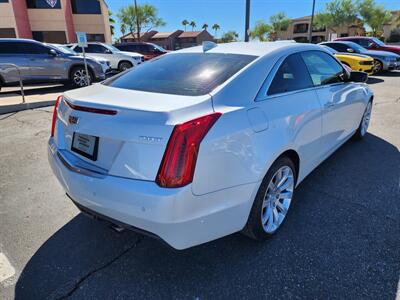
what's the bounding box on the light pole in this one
[245,0,250,42]
[134,0,140,42]
[308,0,316,43]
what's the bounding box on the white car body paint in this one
[48,42,373,249]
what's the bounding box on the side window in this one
[357,39,370,47]
[0,42,24,54]
[267,53,314,95]
[301,51,344,86]
[86,44,108,53]
[24,42,50,54]
[74,46,83,53]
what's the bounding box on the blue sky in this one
[107,0,400,40]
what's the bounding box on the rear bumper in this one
[48,139,258,249]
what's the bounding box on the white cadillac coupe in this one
[48,42,373,249]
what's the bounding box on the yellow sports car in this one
[322,46,374,74]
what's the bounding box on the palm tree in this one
[182,19,189,31]
[109,10,115,36]
[202,23,209,31]
[189,21,196,31]
[212,23,220,37]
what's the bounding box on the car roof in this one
[175,41,324,57]
[337,36,369,39]
[0,38,43,44]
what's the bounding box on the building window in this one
[32,31,67,43]
[86,34,105,42]
[293,36,308,43]
[26,0,61,8]
[71,0,101,14]
[0,28,16,38]
[340,33,349,37]
[311,36,325,43]
[312,26,326,32]
[0,0,10,2]
[293,23,309,34]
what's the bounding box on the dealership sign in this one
[45,0,58,8]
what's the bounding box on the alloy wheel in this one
[373,60,382,74]
[361,101,372,136]
[73,69,91,87]
[261,166,294,233]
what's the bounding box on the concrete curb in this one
[0,100,56,115]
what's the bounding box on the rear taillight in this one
[156,113,221,188]
[51,95,62,137]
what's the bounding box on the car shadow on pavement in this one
[0,84,71,97]
[14,133,400,300]
[367,77,384,84]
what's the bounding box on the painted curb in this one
[0,100,56,115]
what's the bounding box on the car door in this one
[256,53,324,178]
[0,41,31,83]
[25,42,65,80]
[301,50,365,157]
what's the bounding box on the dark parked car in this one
[0,38,106,89]
[113,42,167,61]
[335,36,400,56]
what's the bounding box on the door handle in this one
[324,102,335,109]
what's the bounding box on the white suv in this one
[68,42,144,71]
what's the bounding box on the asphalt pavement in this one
[0,72,399,299]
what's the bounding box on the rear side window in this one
[324,43,348,52]
[104,53,257,96]
[0,42,24,54]
[301,51,344,86]
[267,53,313,95]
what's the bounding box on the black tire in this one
[242,156,297,241]
[353,100,372,140]
[118,61,133,72]
[372,59,383,74]
[69,66,92,87]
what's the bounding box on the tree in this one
[250,20,272,41]
[314,0,358,33]
[109,10,115,36]
[189,21,196,31]
[269,12,290,41]
[219,31,239,43]
[182,19,189,31]
[212,24,220,36]
[117,3,165,42]
[202,23,209,31]
[357,0,391,36]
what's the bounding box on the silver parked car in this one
[0,38,106,89]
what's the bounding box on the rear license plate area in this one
[71,133,99,161]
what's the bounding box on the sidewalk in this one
[0,84,69,114]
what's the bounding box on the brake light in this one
[51,95,62,137]
[156,113,221,188]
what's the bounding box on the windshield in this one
[372,38,385,46]
[104,44,121,52]
[104,53,257,96]
[345,41,367,53]
[47,44,77,55]
[152,44,166,52]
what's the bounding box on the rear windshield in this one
[104,53,257,96]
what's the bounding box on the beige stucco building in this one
[383,10,400,40]
[276,15,365,43]
[0,0,111,44]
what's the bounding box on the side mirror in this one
[368,42,376,48]
[347,71,368,83]
[105,49,112,54]
[49,49,58,56]
[347,48,354,53]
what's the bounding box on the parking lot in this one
[0,72,399,299]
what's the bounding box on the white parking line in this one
[0,253,15,283]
